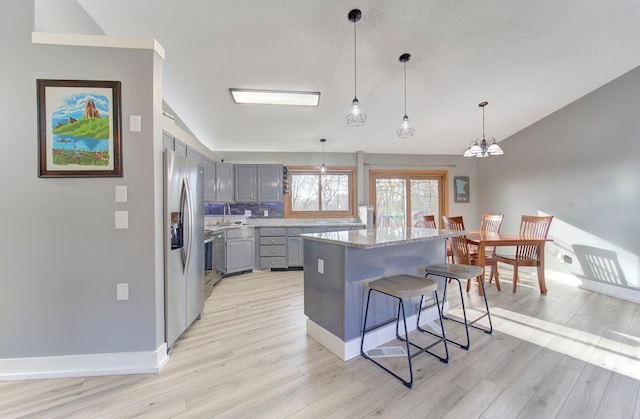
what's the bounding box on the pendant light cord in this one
[403,61,407,116]
[482,105,485,139]
[353,22,357,98]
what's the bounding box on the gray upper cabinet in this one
[234,164,257,202]
[257,165,283,202]
[215,162,234,203]
[203,157,216,202]
[174,139,187,157]
[234,164,283,203]
[162,133,174,150]
[186,147,203,166]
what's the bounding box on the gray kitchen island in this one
[302,227,463,360]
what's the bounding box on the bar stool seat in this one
[361,274,448,389]
[423,263,493,351]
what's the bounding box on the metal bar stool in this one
[422,263,493,350]
[360,274,448,389]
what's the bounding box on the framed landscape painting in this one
[37,79,122,177]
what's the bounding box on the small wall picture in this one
[37,79,122,177]
[454,176,470,203]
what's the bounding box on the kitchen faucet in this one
[223,203,231,223]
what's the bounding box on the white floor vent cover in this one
[367,346,407,358]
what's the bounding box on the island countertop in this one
[301,227,464,249]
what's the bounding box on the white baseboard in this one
[306,302,448,361]
[547,269,640,304]
[0,343,169,381]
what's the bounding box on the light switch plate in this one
[318,258,324,274]
[129,115,141,132]
[115,185,127,203]
[117,283,129,300]
[115,211,129,229]
[264,210,268,217]
[245,210,252,216]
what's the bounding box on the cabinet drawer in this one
[260,227,286,237]
[227,228,255,239]
[304,227,328,234]
[260,256,287,269]
[287,227,304,236]
[259,236,286,246]
[260,245,286,257]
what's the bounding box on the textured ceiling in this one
[76,0,640,155]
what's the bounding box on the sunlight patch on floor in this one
[489,306,640,381]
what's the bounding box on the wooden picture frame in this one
[37,79,122,177]
[454,176,470,203]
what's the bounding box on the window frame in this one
[369,170,449,228]
[284,166,357,218]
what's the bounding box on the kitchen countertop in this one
[301,227,463,249]
[205,218,365,233]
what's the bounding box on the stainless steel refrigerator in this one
[164,149,205,351]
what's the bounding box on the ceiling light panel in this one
[230,89,320,106]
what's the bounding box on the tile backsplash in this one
[204,202,284,218]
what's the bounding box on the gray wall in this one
[477,66,640,300]
[0,1,164,358]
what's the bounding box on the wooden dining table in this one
[466,231,553,296]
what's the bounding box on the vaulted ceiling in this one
[76,0,640,155]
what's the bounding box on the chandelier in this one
[463,101,504,157]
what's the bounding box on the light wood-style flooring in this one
[1,268,639,418]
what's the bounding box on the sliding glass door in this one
[370,171,447,228]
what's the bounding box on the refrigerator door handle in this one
[183,177,194,275]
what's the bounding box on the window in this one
[370,170,448,228]
[285,167,356,218]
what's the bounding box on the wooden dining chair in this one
[479,214,504,287]
[495,215,553,293]
[423,215,437,229]
[440,215,464,263]
[449,228,502,294]
[443,215,500,291]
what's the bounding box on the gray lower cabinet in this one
[287,226,329,267]
[257,225,364,270]
[226,228,254,274]
[259,227,287,269]
[286,227,305,267]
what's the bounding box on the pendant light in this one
[320,138,327,173]
[397,53,415,138]
[346,9,366,127]
[463,101,504,157]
